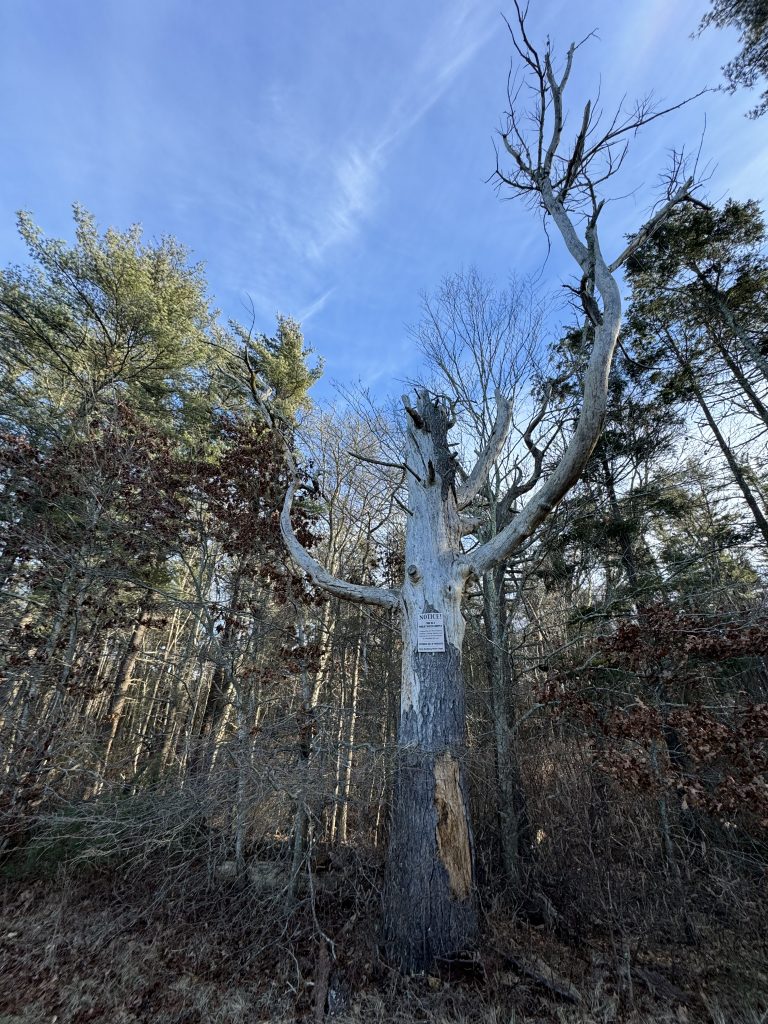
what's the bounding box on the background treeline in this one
[0,199,766,1018]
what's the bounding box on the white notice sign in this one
[418,612,445,653]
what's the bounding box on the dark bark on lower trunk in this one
[384,637,477,971]
[384,745,477,970]
[383,393,479,970]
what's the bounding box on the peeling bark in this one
[434,752,472,900]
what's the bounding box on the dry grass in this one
[1,731,766,1023]
[1,861,766,1024]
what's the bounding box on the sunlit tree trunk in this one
[101,599,155,777]
[383,395,477,968]
[339,616,364,843]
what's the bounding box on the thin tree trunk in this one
[482,565,530,887]
[329,651,345,844]
[600,452,641,595]
[101,598,155,775]
[695,269,768,383]
[339,621,363,843]
[289,606,328,898]
[713,333,768,429]
[694,384,768,546]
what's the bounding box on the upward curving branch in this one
[456,388,515,509]
[467,195,695,578]
[245,345,400,610]
[280,480,400,609]
[467,15,698,580]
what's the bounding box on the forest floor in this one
[0,863,766,1024]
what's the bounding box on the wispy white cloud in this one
[296,1,497,263]
[299,287,336,322]
[209,0,498,345]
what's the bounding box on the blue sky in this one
[1,1,766,402]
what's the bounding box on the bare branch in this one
[350,449,422,483]
[469,12,701,579]
[456,388,515,509]
[496,13,704,215]
[244,346,400,609]
[609,177,696,271]
[401,395,426,431]
[280,480,399,609]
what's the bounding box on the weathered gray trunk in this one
[384,395,477,970]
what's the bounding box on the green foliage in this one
[230,314,322,421]
[0,205,218,438]
[625,198,768,314]
[699,0,768,116]
[542,327,685,606]
[651,467,762,606]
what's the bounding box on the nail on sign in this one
[418,612,445,653]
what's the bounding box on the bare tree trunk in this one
[328,651,344,844]
[695,382,768,546]
[339,620,364,843]
[482,565,530,887]
[696,270,768,383]
[233,684,253,877]
[289,606,328,898]
[101,598,155,776]
[713,333,768,429]
[191,569,243,779]
[600,452,641,596]
[384,395,477,970]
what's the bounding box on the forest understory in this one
[1,777,767,1024]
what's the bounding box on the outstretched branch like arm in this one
[456,388,515,509]
[280,480,400,609]
[245,346,401,610]
[465,226,620,578]
[609,180,696,272]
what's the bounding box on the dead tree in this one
[413,268,557,888]
[279,11,697,971]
